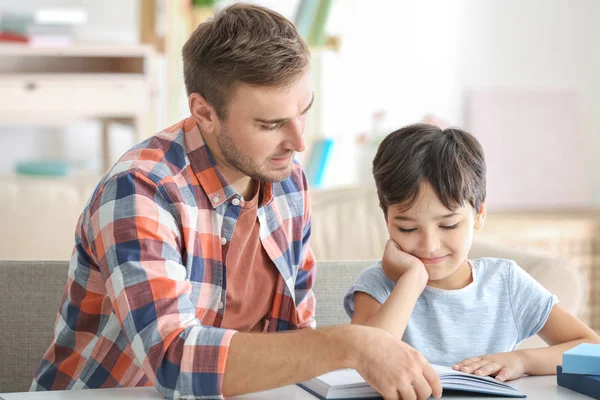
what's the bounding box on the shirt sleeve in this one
[294,171,316,329]
[343,263,395,319]
[507,260,559,342]
[86,171,237,399]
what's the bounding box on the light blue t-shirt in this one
[344,258,558,366]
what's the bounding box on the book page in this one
[317,369,366,387]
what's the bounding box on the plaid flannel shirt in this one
[31,117,317,399]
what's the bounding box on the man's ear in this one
[474,200,487,230]
[189,93,219,135]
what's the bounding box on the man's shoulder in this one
[106,123,191,185]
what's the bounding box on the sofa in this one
[0,257,583,393]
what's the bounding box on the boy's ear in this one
[473,200,486,230]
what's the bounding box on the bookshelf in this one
[0,43,158,171]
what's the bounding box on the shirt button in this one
[212,195,219,203]
[220,237,227,245]
[232,198,240,206]
[218,301,224,310]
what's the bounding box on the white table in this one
[0,376,592,399]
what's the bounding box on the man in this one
[31,4,441,400]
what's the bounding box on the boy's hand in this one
[452,351,527,382]
[382,239,428,283]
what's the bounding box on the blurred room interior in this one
[0,0,598,331]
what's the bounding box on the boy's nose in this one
[418,232,441,254]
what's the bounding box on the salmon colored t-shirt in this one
[221,181,279,332]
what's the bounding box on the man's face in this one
[386,181,486,288]
[215,72,313,183]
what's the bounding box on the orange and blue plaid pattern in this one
[30,117,316,398]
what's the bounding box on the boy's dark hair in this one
[373,123,486,216]
[182,3,310,120]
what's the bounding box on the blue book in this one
[563,343,600,375]
[304,138,333,188]
[557,365,600,399]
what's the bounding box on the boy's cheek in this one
[389,236,415,255]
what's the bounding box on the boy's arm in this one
[352,267,427,339]
[519,305,600,375]
[455,305,600,380]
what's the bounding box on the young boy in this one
[344,123,600,382]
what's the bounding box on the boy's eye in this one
[441,223,460,230]
[399,227,417,233]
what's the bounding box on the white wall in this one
[457,0,600,205]
[319,0,600,204]
[1,0,599,205]
[319,0,463,187]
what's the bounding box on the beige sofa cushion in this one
[0,176,97,260]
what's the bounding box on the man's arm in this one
[223,324,442,399]
[88,172,238,398]
[222,326,349,396]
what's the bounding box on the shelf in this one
[0,44,157,171]
[0,74,149,119]
[0,42,155,57]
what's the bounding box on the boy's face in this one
[386,181,486,289]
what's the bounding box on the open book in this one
[298,364,526,399]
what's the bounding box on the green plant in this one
[192,0,217,7]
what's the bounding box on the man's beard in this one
[217,124,294,183]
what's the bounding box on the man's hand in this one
[452,351,527,382]
[382,239,428,284]
[354,327,442,400]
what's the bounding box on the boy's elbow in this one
[584,334,600,344]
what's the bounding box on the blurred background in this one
[0,0,598,326]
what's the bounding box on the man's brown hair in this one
[182,3,311,120]
[373,123,486,216]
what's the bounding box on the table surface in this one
[0,375,591,399]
